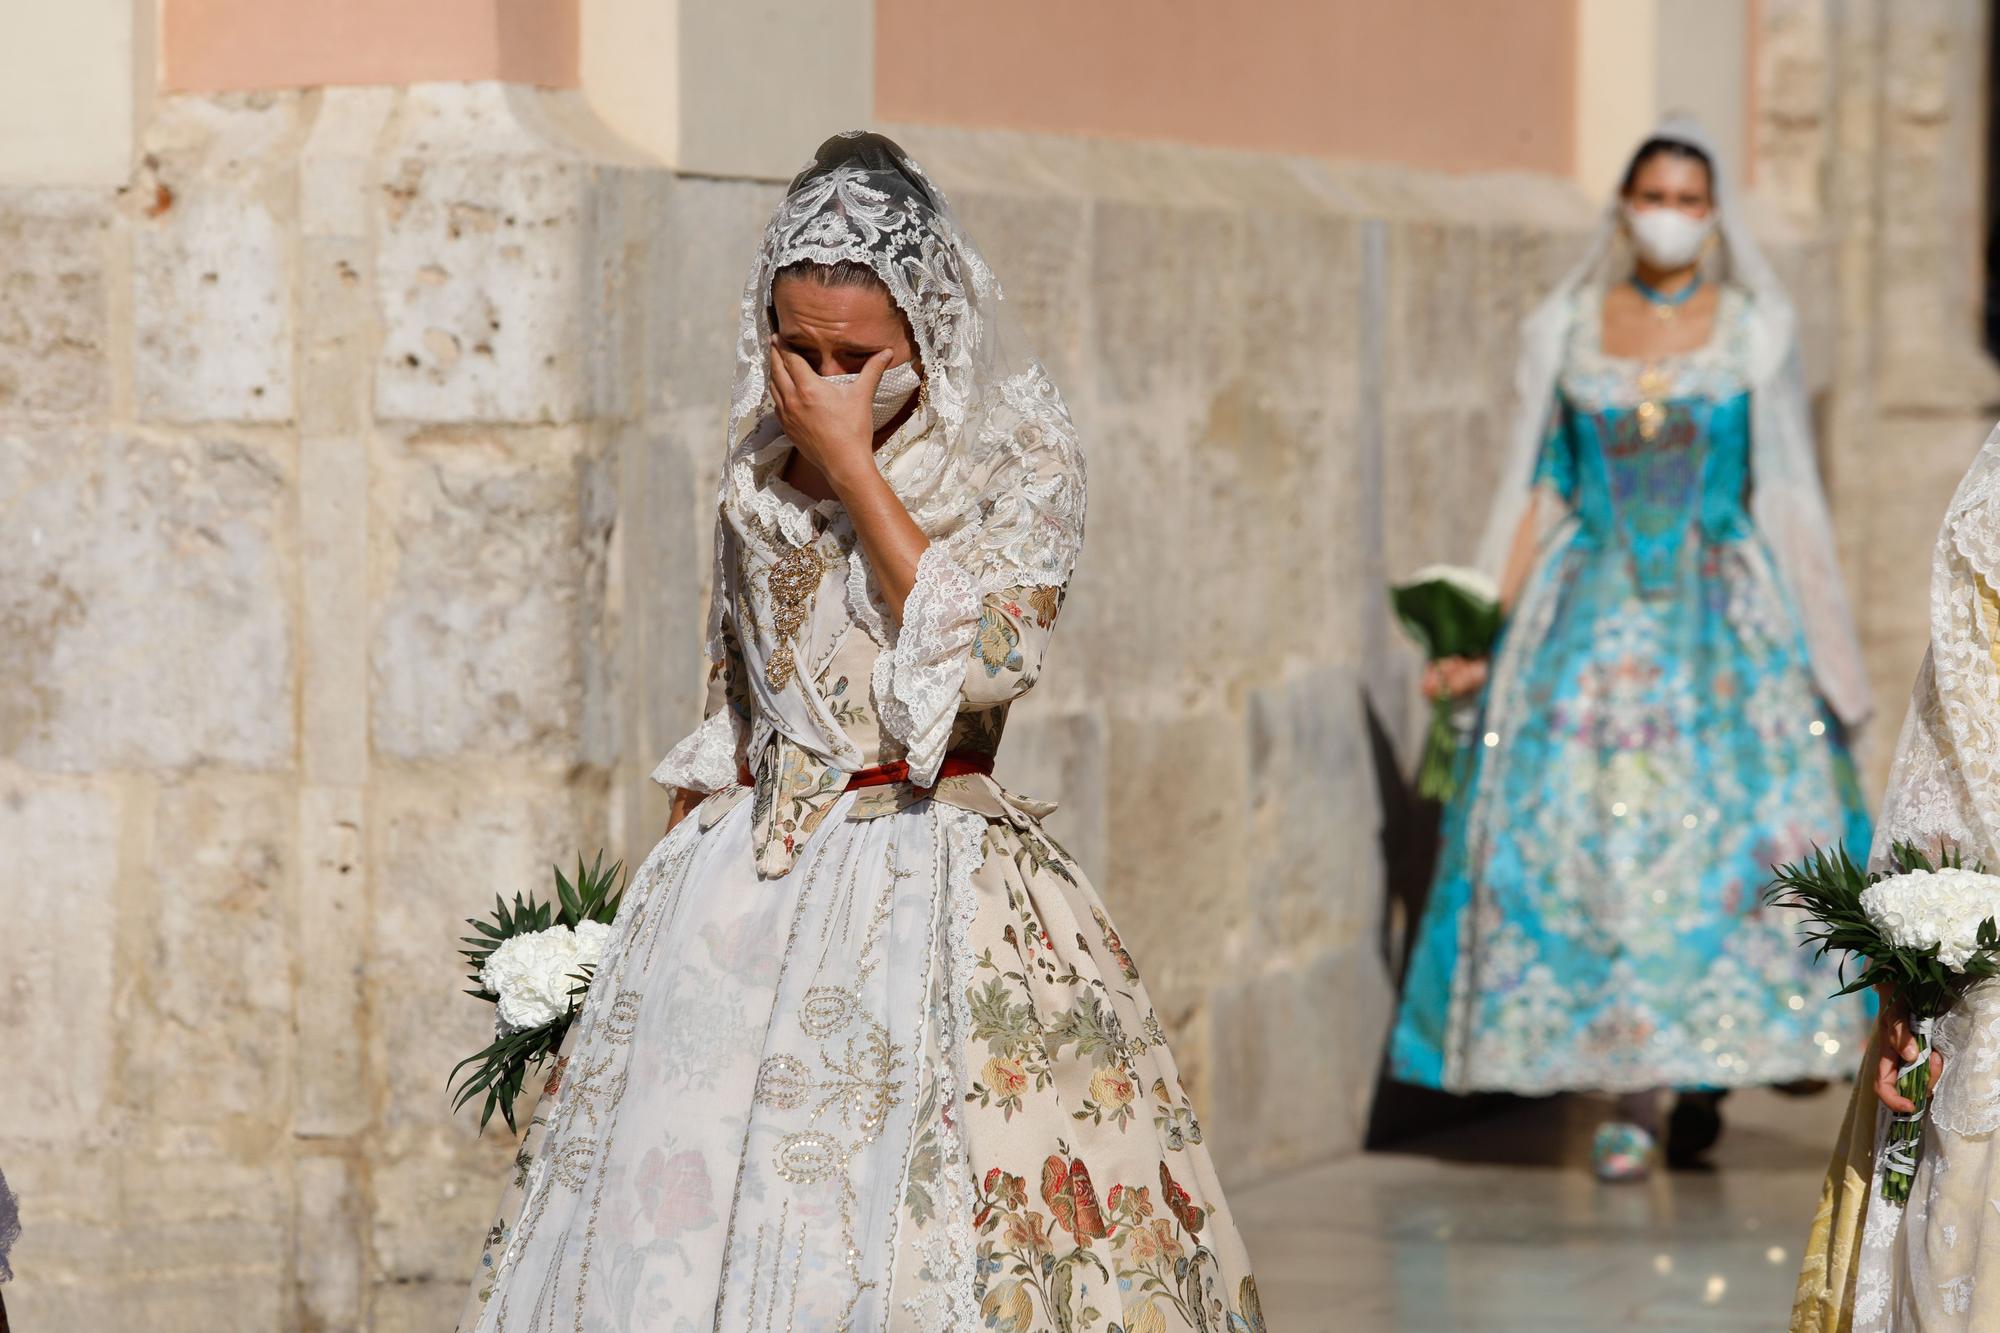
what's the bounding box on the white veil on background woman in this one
[1476,114,1872,728]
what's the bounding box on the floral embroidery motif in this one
[1093,906,1141,985]
[952,823,1255,1331]
[1024,584,1063,629]
[825,672,870,728]
[967,1140,1262,1333]
[975,605,1025,676]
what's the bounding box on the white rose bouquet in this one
[451,852,625,1133]
[1390,564,1503,802]
[1769,842,2000,1204]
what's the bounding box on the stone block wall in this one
[1755,0,2000,780]
[0,84,1608,1327]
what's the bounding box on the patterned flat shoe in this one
[1593,1120,1656,1182]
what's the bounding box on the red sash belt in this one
[737,752,994,791]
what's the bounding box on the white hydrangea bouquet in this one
[1389,564,1503,802]
[451,852,626,1133]
[1769,842,2000,1204]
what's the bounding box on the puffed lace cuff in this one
[873,545,981,786]
[650,709,741,794]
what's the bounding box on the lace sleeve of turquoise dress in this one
[1391,283,1873,1096]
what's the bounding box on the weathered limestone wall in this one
[2,83,652,1332]
[0,84,1608,1328]
[883,127,1596,1178]
[1756,0,2000,777]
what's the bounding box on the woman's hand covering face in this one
[767,337,892,488]
[768,275,915,488]
[765,273,932,615]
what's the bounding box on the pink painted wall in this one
[162,0,579,92]
[876,0,1576,176]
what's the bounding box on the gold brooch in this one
[762,541,828,689]
[1634,364,1671,441]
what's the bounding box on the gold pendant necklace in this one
[761,540,829,689]
[1631,273,1700,325]
[1634,363,1671,441]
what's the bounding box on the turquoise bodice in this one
[1535,284,1760,597]
[1540,390,1754,595]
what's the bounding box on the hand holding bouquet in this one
[1390,565,1503,802]
[451,852,626,1133]
[1769,842,2000,1204]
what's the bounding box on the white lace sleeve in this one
[1870,661,1981,868]
[650,710,742,794]
[873,545,981,787]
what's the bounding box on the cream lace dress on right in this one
[1793,425,2000,1330]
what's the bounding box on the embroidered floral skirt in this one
[458,791,1262,1332]
[1794,984,2000,1331]
[1392,535,1872,1093]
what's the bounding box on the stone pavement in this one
[1234,1083,1847,1331]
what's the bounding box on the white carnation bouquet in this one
[451,852,625,1133]
[1389,564,1503,802]
[1769,842,2000,1204]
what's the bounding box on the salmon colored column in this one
[875,0,1577,176]
[162,0,579,92]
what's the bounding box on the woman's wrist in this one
[821,446,886,502]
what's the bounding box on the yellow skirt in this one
[1790,1035,1881,1332]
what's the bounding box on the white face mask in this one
[1622,204,1714,271]
[820,359,922,430]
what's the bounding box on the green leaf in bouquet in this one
[1769,840,2000,1021]
[450,1016,570,1135]
[1771,838,2000,1208]
[1389,577,1503,663]
[554,862,583,925]
[451,849,628,1134]
[567,851,626,925]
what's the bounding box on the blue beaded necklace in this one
[1630,272,1703,319]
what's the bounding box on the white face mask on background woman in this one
[1622,204,1715,271]
[819,360,922,430]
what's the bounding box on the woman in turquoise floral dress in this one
[1391,121,1874,1181]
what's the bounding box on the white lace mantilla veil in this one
[1821,425,2000,1333]
[1870,421,2000,1139]
[1478,113,1873,728]
[712,129,1086,665]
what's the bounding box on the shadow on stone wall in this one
[1360,696,1517,1149]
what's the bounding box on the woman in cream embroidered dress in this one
[1792,425,2000,1331]
[457,132,1262,1333]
